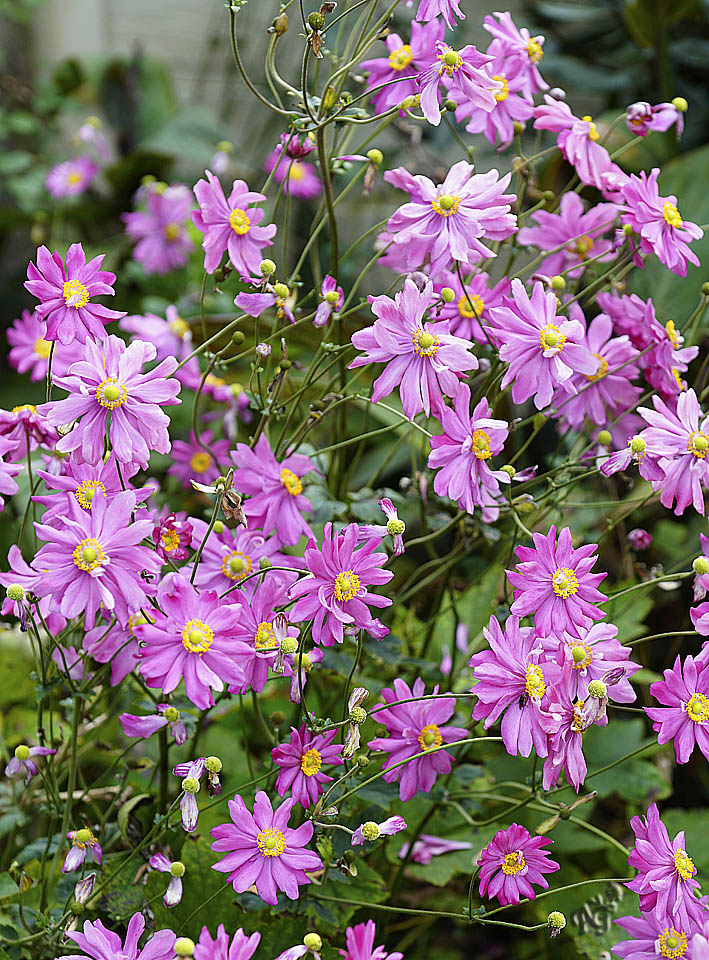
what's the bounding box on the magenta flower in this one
[120,703,187,745]
[417,41,499,127]
[645,655,709,764]
[0,403,57,461]
[153,512,193,562]
[0,544,66,635]
[7,309,70,382]
[356,498,406,557]
[0,440,21,512]
[477,824,559,906]
[194,925,261,960]
[340,921,403,960]
[600,434,665,484]
[398,834,473,865]
[235,279,296,325]
[33,490,160,630]
[24,243,124,345]
[470,615,556,758]
[627,802,704,930]
[122,183,194,275]
[120,305,194,365]
[314,274,344,327]
[289,523,393,646]
[455,53,534,148]
[136,573,248,709]
[5,743,55,783]
[149,852,185,907]
[189,518,296,597]
[39,334,181,467]
[192,170,276,274]
[350,278,477,421]
[416,0,463,26]
[541,663,601,791]
[435,270,509,344]
[626,100,684,138]
[352,816,407,846]
[34,452,151,524]
[628,528,652,551]
[534,96,617,191]
[225,581,297,695]
[231,433,315,545]
[540,622,641,703]
[45,155,98,198]
[63,827,102,872]
[620,168,702,276]
[517,193,618,279]
[613,911,696,960]
[367,677,467,801]
[285,646,323,704]
[489,279,597,410]
[483,12,548,97]
[211,790,322,905]
[82,613,149,685]
[60,913,175,960]
[360,19,444,114]
[265,149,321,199]
[168,430,229,489]
[271,723,343,808]
[507,525,608,640]
[428,384,510,515]
[384,161,516,274]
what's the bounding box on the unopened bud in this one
[550,275,566,290]
[542,190,555,202]
[272,11,289,35]
[440,286,455,303]
[366,148,383,166]
[260,258,276,276]
[270,710,286,726]
[259,557,273,570]
[597,430,612,447]
[70,900,85,915]
[513,120,525,135]
[702,282,709,297]
[232,330,246,345]
[443,98,457,112]
[672,97,688,112]
[213,520,225,534]
[308,11,325,30]
[355,754,369,767]
[303,933,322,951]
[174,938,195,957]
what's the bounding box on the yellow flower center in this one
[526,38,544,63]
[72,537,106,572]
[657,929,687,959]
[34,337,52,358]
[222,550,253,581]
[581,115,600,141]
[229,207,251,235]
[418,723,443,751]
[412,327,440,357]
[492,74,509,102]
[181,618,214,654]
[552,567,579,598]
[570,642,593,670]
[300,748,322,776]
[572,699,586,734]
[74,479,105,510]
[169,316,190,339]
[288,162,305,182]
[189,451,212,473]
[674,849,695,881]
[161,528,181,553]
[95,378,128,409]
[67,171,83,185]
[525,663,546,699]
[571,235,595,258]
[666,320,681,349]
[254,621,275,649]
[72,828,98,849]
[438,46,463,75]
[128,611,152,636]
[163,222,181,242]
[584,353,609,382]
[686,692,709,724]
[539,323,566,354]
[502,851,526,875]
[334,570,361,602]
[663,202,683,228]
[257,827,287,857]
[206,374,226,389]
[687,431,709,458]
[281,467,303,496]
[472,429,492,460]
[389,44,413,71]
[12,404,37,414]
[458,293,484,319]
[63,279,90,309]
[431,193,460,217]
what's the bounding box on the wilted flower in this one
[4,743,56,783]
[119,703,187,745]
[149,853,186,907]
[173,757,206,832]
[352,816,407,846]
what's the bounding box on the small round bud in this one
[367,148,383,166]
[232,330,246,345]
[260,258,277,276]
[273,11,289,35]
[550,275,566,291]
[174,938,196,957]
[273,282,290,299]
[279,636,299,655]
[386,517,405,536]
[70,900,85,915]
[500,464,516,478]
[548,911,566,931]
[343,849,355,864]
[443,98,457,112]
[623,223,634,235]
[349,706,367,725]
[205,756,222,774]
[440,287,455,303]
[164,707,180,723]
[213,520,225,534]
[400,95,416,110]
[693,557,709,576]
[355,754,370,767]
[6,584,24,602]
[542,190,555,202]
[587,679,607,699]
[361,821,380,841]
[75,828,92,843]
[308,10,325,29]
[672,97,688,112]
[181,776,200,794]
[558,806,571,820]
[14,744,30,761]
[280,358,292,369]
[597,430,612,447]
[170,860,186,877]
[516,499,536,515]
[259,557,273,570]
[304,934,323,952]
[270,710,286,726]
[513,120,525,135]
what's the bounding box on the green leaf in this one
[662,808,709,874]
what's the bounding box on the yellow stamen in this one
[300,748,322,776]
[502,851,525,875]
[229,207,251,235]
[418,723,443,752]
[189,451,212,473]
[411,327,440,357]
[72,537,106,572]
[334,570,361,602]
[63,279,90,309]
[257,827,287,857]
[95,378,128,409]
[181,618,214,654]
[280,467,303,496]
[552,567,579,598]
[663,202,683,228]
[389,44,413,71]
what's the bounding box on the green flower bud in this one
[260,258,277,276]
[367,148,383,166]
[232,330,246,345]
[6,584,24,602]
[308,11,325,30]
[550,275,566,291]
[70,900,85,915]
[597,430,612,447]
[693,557,709,576]
[702,282,709,297]
[542,190,555,202]
[547,911,566,931]
[443,99,457,112]
[361,821,380,841]
[174,937,196,957]
[303,933,323,951]
[205,756,222,774]
[355,754,369,767]
[270,710,286,726]
[213,520,225,534]
[440,286,455,303]
[672,97,688,112]
[170,860,186,877]
[513,120,526,135]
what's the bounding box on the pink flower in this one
[367,677,467,801]
[189,519,296,597]
[477,824,559,905]
[24,243,124,345]
[45,155,98,198]
[271,723,343,808]
[613,911,697,960]
[168,430,229,489]
[0,544,66,635]
[82,614,147,685]
[231,433,315,545]
[289,523,393,647]
[415,0,463,27]
[626,101,684,138]
[517,193,618,279]
[350,278,477,420]
[0,404,57,461]
[194,925,261,960]
[339,921,403,960]
[264,149,321,199]
[149,852,185,907]
[384,161,516,275]
[211,790,322,905]
[122,183,194,275]
[135,572,248,709]
[314,274,344,327]
[483,12,548,97]
[626,802,704,930]
[120,703,187,745]
[470,615,556,758]
[360,19,444,114]
[541,622,641,702]
[192,170,276,274]
[356,498,406,557]
[398,833,473,865]
[60,913,175,960]
[7,309,70,382]
[153,513,193,562]
[533,96,617,191]
[120,306,194,365]
[235,279,296,324]
[34,452,151,524]
[5,743,55,783]
[0,439,21,512]
[417,41,499,127]
[507,525,608,640]
[645,655,709,764]
[434,270,509,344]
[62,828,102,872]
[39,334,181,467]
[488,279,597,410]
[428,384,510,514]
[620,168,702,276]
[173,757,206,831]
[455,54,534,148]
[33,490,160,630]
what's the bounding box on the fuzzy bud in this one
[303,933,323,952]
[439,287,455,303]
[205,756,222,774]
[547,912,566,938]
[587,679,607,699]
[174,938,195,957]
[260,258,277,276]
[694,557,709,576]
[308,10,325,29]
[355,754,369,767]
[386,517,405,536]
[69,900,86,915]
[170,860,186,877]
[361,821,380,841]
[349,706,367,724]
[629,435,645,453]
[232,330,246,345]
[6,584,24,602]
[181,776,200,794]
[367,148,383,166]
